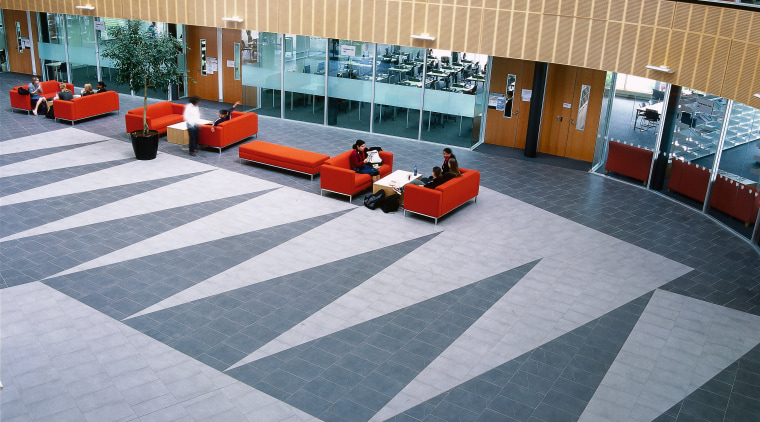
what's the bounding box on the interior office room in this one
[1,0,760,421]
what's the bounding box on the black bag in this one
[36,100,48,116]
[45,104,55,119]
[17,87,29,95]
[364,190,386,210]
[382,193,400,213]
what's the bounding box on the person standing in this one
[184,97,201,156]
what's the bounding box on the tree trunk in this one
[143,78,149,135]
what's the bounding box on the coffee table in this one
[167,120,212,145]
[373,170,423,205]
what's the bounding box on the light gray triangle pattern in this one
[579,289,760,422]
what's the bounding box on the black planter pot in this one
[130,130,160,160]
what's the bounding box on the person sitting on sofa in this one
[350,139,380,182]
[55,83,74,101]
[420,148,457,184]
[408,166,454,189]
[28,76,47,116]
[80,83,95,97]
[96,81,108,93]
[210,100,241,132]
[447,157,462,177]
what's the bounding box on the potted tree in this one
[100,20,185,160]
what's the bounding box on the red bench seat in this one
[239,141,330,180]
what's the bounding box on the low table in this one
[373,170,422,205]
[167,120,212,145]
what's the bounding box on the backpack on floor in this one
[45,104,55,119]
[382,193,400,213]
[36,101,48,116]
[364,190,386,210]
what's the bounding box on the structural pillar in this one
[650,85,681,190]
[524,62,548,158]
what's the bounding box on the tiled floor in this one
[1,71,759,422]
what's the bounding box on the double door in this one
[538,65,605,161]
[186,26,246,104]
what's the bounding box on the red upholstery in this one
[53,91,119,124]
[404,169,480,222]
[667,159,710,203]
[239,141,330,176]
[605,141,654,184]
[199,111,258,152]
[125,101,185,134]
[709,175,760,225]
[320,150,394,198]
[10,81,73,112]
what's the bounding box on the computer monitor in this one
[652,88,665,102]
[451,52,459,64]
[441,56,450,66]
[680,112,696,128]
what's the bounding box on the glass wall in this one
[282,34,326,124]
[421,49,488,148]
[326,39,372,132]
[65,14,97,87]
[0,10,8,72]
[37,13,67,83]
[373,43,424,139]
[241,31,281,118]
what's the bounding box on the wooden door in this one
[565,68,606,161]
[539,65,576,156]
[4,10,40,76]
[484,58,534,148]
[221,28,244,104]
[185,25,219,100]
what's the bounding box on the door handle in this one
[556,116,563,122]
[570,118,575,125]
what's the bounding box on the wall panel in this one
[537,14,556,63]
[508,11,525,59]
[569,17,589,68]
[601,21,621,72]
[617,23,637,75]
[554,16,573,65]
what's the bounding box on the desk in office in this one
[635,102,664,130]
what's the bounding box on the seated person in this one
[447,157,462,177]
[350,139,380,182]
[80,83,95,97]
[210,100,241,132]
[55,83,74,101]
[96,81,108,93]
[28,76,46,116]
[408,166,454,189]
[420,148,457,184]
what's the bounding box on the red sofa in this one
[709,175,760,226]
[10,81,73,114]
[53,91,119,125]
[320,150,394,201]
[667,159,710,203]
[404,168,480,224]
[199,111,258,153]
[239,141,330,180]
[125,101,185,134]
[605,141,654,185]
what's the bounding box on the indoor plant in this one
[100,20,184,160]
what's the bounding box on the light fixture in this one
[754,93,760,99]
[222,16,244,23]
[645,65,675,74]
[76,5,95,10]
[410,33,435,41]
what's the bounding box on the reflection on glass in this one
[504,74,516,118]
[326,39,372,131]
[0,10,7,71]
[421,49,489,147]
[233,42,240,80]
[200,39,207,76]
[37,13,66,82]
[16,22,22,53]
[283,34,326,124]
[576,84,590,130]
[711,99,760,238]
[66,14,98,86]
[373,43,424,139]
[241,31,281,118]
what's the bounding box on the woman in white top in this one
[183,97,201,156]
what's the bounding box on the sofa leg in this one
[746,222,750,227]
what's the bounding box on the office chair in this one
[639,109,660,131]
[304,65,311,73]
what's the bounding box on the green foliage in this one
[100,20,184,134]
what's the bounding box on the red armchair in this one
[53,91,119,125]
[10,81,73,114]
[320,150,394,201]
[198,111,258,153]
[125,101,185,134]
[404,169,480,224]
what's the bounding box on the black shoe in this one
[190,152,197,156]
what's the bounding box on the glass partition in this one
[710,100,760,238]
[326,39,372,131]
[65,14,97,87]
[373,43,424,139]
[97,19,132,95]
[241,31,281,118]
[282,34,326,124]
[0,10,8,72]
[37,13,67,83]
[421,49,488,147]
